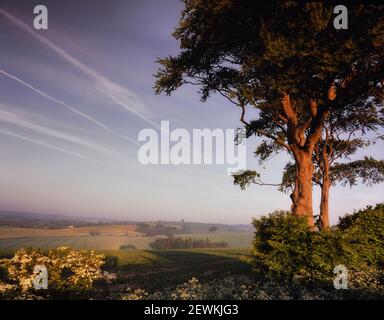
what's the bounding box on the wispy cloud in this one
[0,67,139,146]
[0,107,127,161]
[0,8,158,128]
[0,128,129,172]
[0,128,88,160]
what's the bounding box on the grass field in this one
[101,248,253,291]
[0,246,253,292]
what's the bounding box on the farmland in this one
[0,215,254,293]
[0,217,253,252]
[0,232,252,250]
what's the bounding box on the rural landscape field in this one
[0,211,255,297]
[0,0,384,306]
[0,219,252,250]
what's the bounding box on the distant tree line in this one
[0,212,136,229]
[136,222,191,236]
[150,236,228,250]
[0,218,99,229]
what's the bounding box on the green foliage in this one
[155,1,384,115]
[250,211,340,284]
[338,203,384,267]
[150,236,228,250]
[233,170,259,190]
[156,1,384,212]
[331,158,384,187]
[250,205,384,288]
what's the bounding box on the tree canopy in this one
[155,1,384,228]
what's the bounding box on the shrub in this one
[250,211,343,284]
[338,203,384,268]
[249,206,384,291]
[171,277,203,300]
[150,236,228,250]
[0,247,105,298]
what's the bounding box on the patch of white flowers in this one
[0,247,105,295]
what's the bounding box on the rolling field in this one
[0,224,139,238]
[101,249,253,291]
[0,235,154,250]
[0,245,253,292]
[0,222,253,251]
[0,230,253,250]
[0,230,253,292]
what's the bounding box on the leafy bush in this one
[150,236,228,250]
[249,205,384,292]
[0,247,105,299]
[338,203,384,267]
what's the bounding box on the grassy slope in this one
[101,248,252,291]
[0,245,252,292]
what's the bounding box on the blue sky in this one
[0,0,383,224]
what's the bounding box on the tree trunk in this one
[319,147,331,230]
[319,179,330,230]
[290,166,299,211]
[292,150,315,228]
[281,93,329,230]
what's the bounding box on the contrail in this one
[0,67,139,146]
[0,68,108,130]
[0,128,89,160]
[0,8,158,129]
[0,107,127,161]
[0,129,131,172]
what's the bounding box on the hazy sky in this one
[0,0,383,224]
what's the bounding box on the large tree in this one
[155,1,384,227]
[311,105,384,229]
[242,99,384,230]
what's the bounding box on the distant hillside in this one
[136,220,252,236]
[0,211,117,229]
[0,211,252,232]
